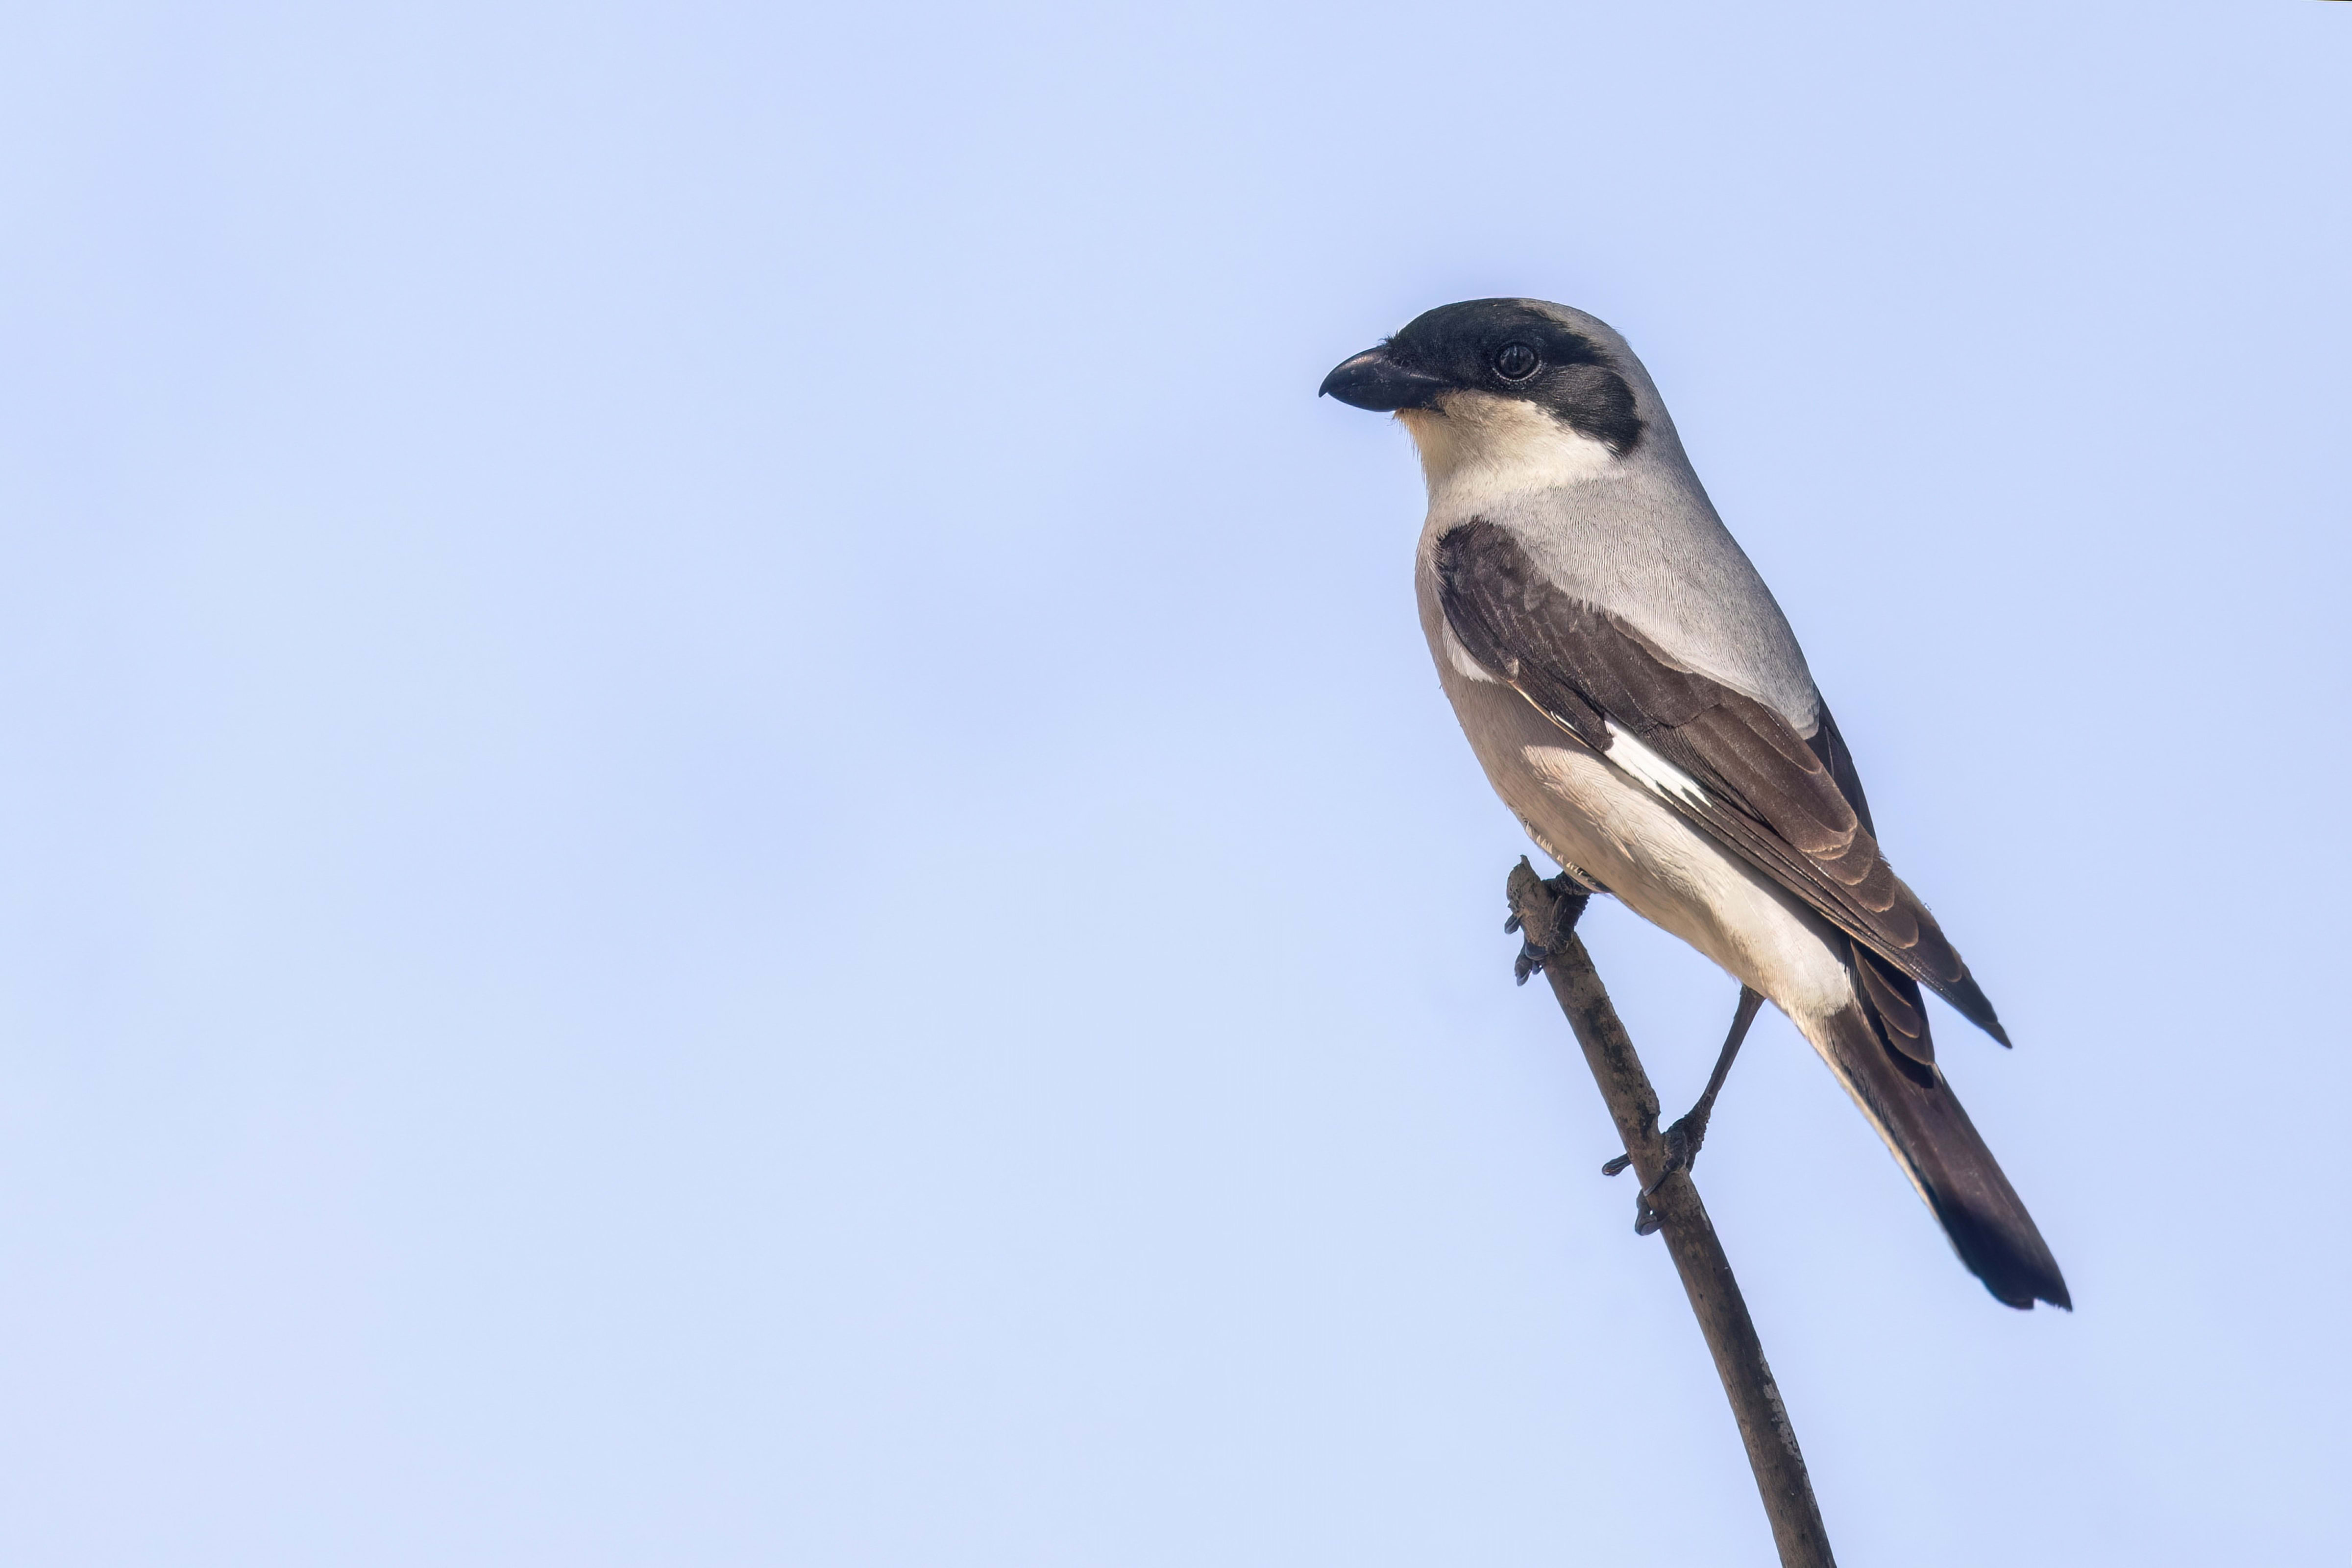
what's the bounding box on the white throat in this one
[1398,391,1619,514]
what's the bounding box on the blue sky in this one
[1,2,2346,1563]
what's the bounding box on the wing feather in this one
[1436,518,2008,1046]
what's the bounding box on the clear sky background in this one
[2,2,2346,1564]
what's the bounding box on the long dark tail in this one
[1807,984,2070,1311]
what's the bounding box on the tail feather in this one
[1809,984,2070,1311]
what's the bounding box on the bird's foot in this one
[1504,914,1552,986]
[1634,1190,1664,1236]
[1600,1150,1667,1234]
[1502,868,1590,985]
[1604,1118,1708,1186]
[1655,1109,1708,1185]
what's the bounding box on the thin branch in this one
[1505,859,1835,1568]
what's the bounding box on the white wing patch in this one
[1604,721,1708,807]
[1439,620,1503,683]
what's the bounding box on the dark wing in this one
[1798,704,1944,1063]
[1436,518,2006,1054]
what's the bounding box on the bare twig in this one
[1505,859,1835,1568]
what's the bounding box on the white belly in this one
[1415,554,1858,1031]
[1508,740,1856,1028]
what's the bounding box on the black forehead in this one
[1386,300,1611,368]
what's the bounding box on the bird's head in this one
[1319,299,1649,499]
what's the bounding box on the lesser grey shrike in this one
[1322,299,2066,1309]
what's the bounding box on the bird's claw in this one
[1504,866,1589,985]
[1606,1149,1667,1230]
[1503,909,1556,984]
[1658,1113,1702,1177]
[1506,911,1553,983]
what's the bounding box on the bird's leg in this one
[1602,987,1762,1177]
[1596,987,1762,1232]
[1653,987,1764,1187]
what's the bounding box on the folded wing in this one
[1435,517,2007,1053]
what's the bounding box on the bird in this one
[1320,299,2068,1310]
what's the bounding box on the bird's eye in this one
[1493,342,1540,380]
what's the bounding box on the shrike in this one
[1322,299,2066,1309]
